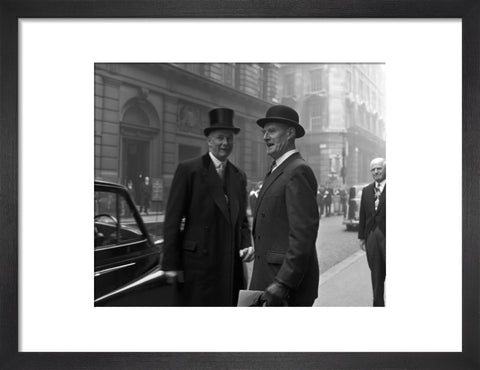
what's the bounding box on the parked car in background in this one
[94,180,173,306]
[343,183,369,231]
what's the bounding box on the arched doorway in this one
[120,98,160,203]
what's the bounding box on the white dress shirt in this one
[270,149,298,173]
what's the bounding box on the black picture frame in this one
[1,1,479,369]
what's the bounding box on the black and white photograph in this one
[6,13,474,366]
[93,63,386,307]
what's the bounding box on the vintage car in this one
[94,180,173,306]
[343,183,369,231]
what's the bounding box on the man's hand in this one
[261,281,290,306]
[164,270,184,283]
[239,246,255,262]
[359,239,366,252]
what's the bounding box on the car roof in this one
[94,179,126,190]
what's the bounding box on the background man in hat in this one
[249,105,320,306]
[162,108,254,306]
[358,157,386,306]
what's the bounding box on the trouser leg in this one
[365,227,386,306]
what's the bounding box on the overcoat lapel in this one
[376,185,386,215]
[225,163,239,225]
[368,185,376,212]
[254,153,301,221]
[202,154,231,223]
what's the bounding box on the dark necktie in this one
[267,161,277,177]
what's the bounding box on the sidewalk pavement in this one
[140,212,165,224]
[314,250,373,307]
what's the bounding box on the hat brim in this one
[204,126,240,136]
[256,117,305,138]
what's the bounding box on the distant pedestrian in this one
[140,176,152,214]
[358,157,386,306]
[135,173,143,205]
[316,187,325,217]
[324,189,332,216]
[339,188,348,218]
[126,179,135,201]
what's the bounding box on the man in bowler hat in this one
[249,105,320,306]
[162,108,254,306]
[358,157,386,306]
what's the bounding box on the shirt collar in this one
[209,152,227,168]
[272,149,298,172]
[375,179,386,191]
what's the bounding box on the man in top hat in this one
[249,105,320,306]
[162,108,254,306]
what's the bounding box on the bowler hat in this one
[256,105,305,138]
[204,108,240,136]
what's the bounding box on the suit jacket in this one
[162,153,252,306]
[249,152,320,305]
[358,182,386,240]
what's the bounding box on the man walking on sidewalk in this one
[358,157,386,306]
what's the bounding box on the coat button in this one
[257,236,261,240]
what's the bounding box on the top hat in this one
[256,105,305,138]
[204,108,240,136]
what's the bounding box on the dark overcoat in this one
[358,183,386,240]
[249,153,320,306]
[162,153,252,306]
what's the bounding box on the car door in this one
[94,184,163,305]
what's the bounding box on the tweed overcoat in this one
[162,153,252,306]
[249,153,320,306]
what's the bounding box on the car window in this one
[94,189,143,248]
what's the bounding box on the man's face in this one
[262,122,294,160]
[370,159,386,183]
[207,129,234,161]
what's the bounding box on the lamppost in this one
[340,131,347,185]
[319,143,327,186]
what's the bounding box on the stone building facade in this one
[94,63,279,211]
[279,64,386,189]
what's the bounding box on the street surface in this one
[316,214,360,273]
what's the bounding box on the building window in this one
[346,70,352,92]
[346,106,354,128]
[223,64,235,87]
[208,64,223,82]
[284,73,295,97]
[359,79,364,101]
[310,99,326,130]
[310,69,324,92]
[179,63,202,75]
